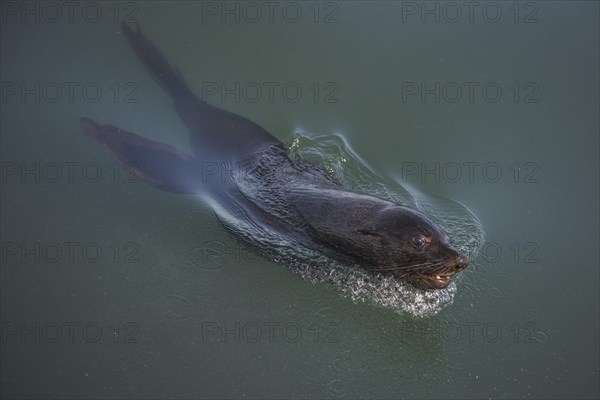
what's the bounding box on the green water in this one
[1,1,598,399]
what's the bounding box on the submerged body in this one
[81,23,469,289]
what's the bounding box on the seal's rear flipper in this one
[120,22,192,100]
[120,22,282,160]
[81,117,201,193]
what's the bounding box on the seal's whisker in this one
[373,259,449,273]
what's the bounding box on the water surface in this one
[1,1,598,399]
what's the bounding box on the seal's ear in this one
[356,228,382,237]
[80,117,201,194]
[289,187,390,260]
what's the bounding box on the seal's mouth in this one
[428,273,454,287]
[405,252,470,290]
[408,272,458,290]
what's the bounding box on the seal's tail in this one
[120,22,193,100]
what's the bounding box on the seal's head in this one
[363,206,469,289]
[291,188,469,290]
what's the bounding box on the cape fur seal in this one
[81,23,469,289]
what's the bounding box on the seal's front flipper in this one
[81,117,201,194]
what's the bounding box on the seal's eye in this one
[411,236,426,249]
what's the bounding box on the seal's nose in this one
[455,254,469,270]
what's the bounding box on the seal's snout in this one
[454,254,469,271]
